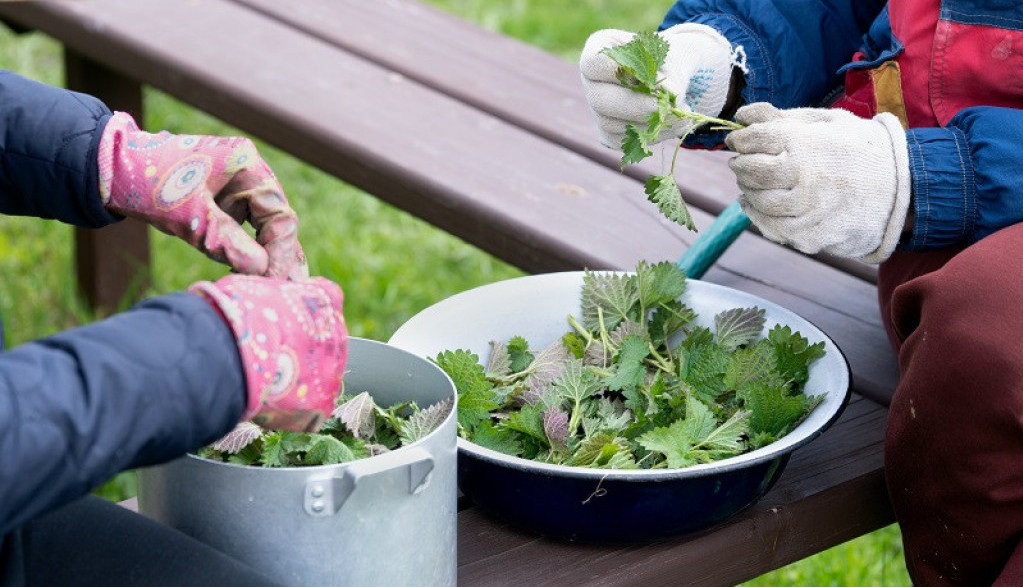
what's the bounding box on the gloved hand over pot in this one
[98,111,308,280]
[725,103,912,263]
[190,274,349,432]
[580,23,740,149]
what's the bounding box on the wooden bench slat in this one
[229,0,880,285]
[230,0,725,205]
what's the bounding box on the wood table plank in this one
[229,0,878,285]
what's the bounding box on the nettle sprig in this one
[601,31,744,232]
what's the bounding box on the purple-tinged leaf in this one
[522,341,572,404]
[211,421,263,454]
[486,340,512,378]
[543,405,570,453]
[332,391,377,439]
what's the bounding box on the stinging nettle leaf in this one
[400,398,454,445]
[696,409,750,455]
[714,307,767,351]
[434,349,498,431]
[212,421,263,454]
[486,340,513,378]
[600,30,669,93]
[543,405,570,453]
[503,403,548,444]
[506,336,534,373]
[636,260,687,309]
[523,340,574,404]
[725,342,786,399]
[638,418,696,469]
[608,319,646,350]
[645,174,696,231]
[604,335,649,392]
[582,398,633,438]
[305,434,356,466]
[549,358,603,407]
[768,324,827,385]
[472,421,523,456]
[620,125,653,168]
[581,271,639,332]
[332,391,377,440]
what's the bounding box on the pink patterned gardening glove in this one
[190,274,348,432]
[98,111,308,280]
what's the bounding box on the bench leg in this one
[64,48,150,314]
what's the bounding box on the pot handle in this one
[303,446,435,517]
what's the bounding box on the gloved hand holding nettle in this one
[98,111,308,280]
[725,103,912,263]
[190,273,349,433]
[580,23,741,149]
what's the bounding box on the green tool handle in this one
[677,200,750,279]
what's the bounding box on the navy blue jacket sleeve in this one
[0,69,120,227]
[660,0,885,148]
[0,292,246,536]
[903,106,1023,250]
[660,0,885,108]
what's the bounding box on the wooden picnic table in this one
[0,1,899,585]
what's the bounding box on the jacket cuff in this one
[902,126,977,251]
[84,112,122,226]
[860,113,912,264]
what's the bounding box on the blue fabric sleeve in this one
[902,106,1023,251]
[0,69,120,228]
[0,292,245,536]
[660,0,885,148]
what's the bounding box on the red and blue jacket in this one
[0,71,244,543]
[663,0,1023,252]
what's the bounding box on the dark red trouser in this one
[879,223,1023,586]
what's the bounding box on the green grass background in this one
[0,1,909,584]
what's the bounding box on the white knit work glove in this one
[724,103,912,263]
[580,23,738,149]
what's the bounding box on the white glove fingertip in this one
[734,102,784,126]
[729,153,798,193]
[585,81,661,123]
[737,186,801,217]
[725,125,786,155]
[580,29,636,83]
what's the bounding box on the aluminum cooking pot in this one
[137,338,458,587]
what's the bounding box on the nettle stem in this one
[668,107,745,132]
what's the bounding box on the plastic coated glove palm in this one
[98,112,308,280]
[580,23,736,149]
[724,103,912,263]
[190,274,348,432]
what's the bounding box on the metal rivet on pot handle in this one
[303,447,435,517]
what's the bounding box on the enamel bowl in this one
[388,272,850,543]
